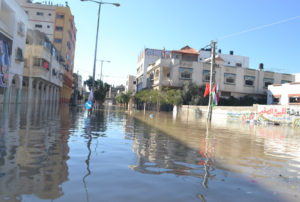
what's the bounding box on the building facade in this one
[0,0,27,104]
[267,83,300,105]
[125,74,136,93]
[22,29,63,105]
[17,0,77,104]
[143,46,295,99]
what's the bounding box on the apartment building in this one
[17,0,77,104]
[22,29,63,104]
[0,0,27,104]
[136,48,171,91]
[143,46,295,99]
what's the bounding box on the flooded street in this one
[0,104,300,202]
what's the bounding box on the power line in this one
[219,15,300,40]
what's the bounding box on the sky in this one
[33,0,300,86]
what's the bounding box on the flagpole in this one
[207,41,216,122]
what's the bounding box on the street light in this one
[80,0,120,93]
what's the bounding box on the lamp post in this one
[80,0,120,93]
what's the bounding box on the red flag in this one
[204,83,210,97]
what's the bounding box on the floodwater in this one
[0,104,300,202]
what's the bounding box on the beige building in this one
[0,0,28,104]
[145,46,295,99]
[17,0,77,104]
[22,29,63,104]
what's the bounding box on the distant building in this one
[125,75,136,93]
[136,48,171,91]
[106,85,125,105]
[0,0,28,104]
[23,29,63,104]
[17,0,77,104]
[143,46,295,99]
[267,82,300,105]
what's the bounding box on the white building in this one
[125,74,136,93]
[144,46,295,99]
[136,48,171,91]
[267,83,300,105]
[0,0,28,104]
[17,0,56,42]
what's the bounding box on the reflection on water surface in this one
[0,104,299,201]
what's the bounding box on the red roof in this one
[172,45,199,55]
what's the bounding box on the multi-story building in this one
[16,0,55,41]
[22,29,63,104]
[17,0,77,104]
[143,46,295,99]
[136,48,171,91]
[0,0,27,104]
[125,74,136,93]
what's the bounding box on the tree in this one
[116,92,131,108]
[181,81,208,105]
[84,76,110,104]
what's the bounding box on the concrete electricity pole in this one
[207,41,216,122]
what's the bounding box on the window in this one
[25,11,29,14]
[68,31,73,41]
[236,63,242,67]
[65,64,70,72]
[281,80,291,84]
[179,67,192,80]
[33,58,41,66]
[224,73,236,84]
[244,75,255,86]
[155,69,159,78]
[221,91,231,97]
[47,25,50,28]
[202,70,215,82]
[272,97,280,104]
[15,48,24,62]
[67,41,71,50]
[35,24,42,28]
[54,38,62,43]
[37,12,44,16]
[17,22,25,36]
[289,96,300,104]
[48,13,52,16]
[264,78,274,87]
[56,14,64,19]
[56,26,63,31]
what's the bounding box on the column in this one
[4,87,10,104]
[27,78,33,104]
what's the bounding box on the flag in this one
[213,83,219,106]
[88,90,93,102]
[216,83,220,103]
[204,83,210,97]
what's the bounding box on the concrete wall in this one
[179,104,300,127]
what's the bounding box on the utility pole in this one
[207,41,216,122]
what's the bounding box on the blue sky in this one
[34,0,300,85]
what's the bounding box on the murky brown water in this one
[0,104,300,202]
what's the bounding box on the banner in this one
[0,35,11,88]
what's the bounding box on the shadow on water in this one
[0,103,68,201]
